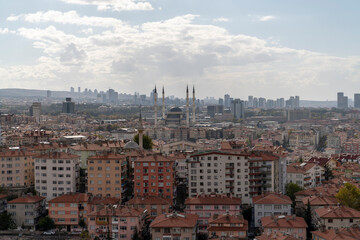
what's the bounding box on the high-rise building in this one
[337,92,348,109]
[230,99,245,119]
[218,98,224,105]
[70,87,74,93]
[62,98,75,114]
[78,87,81,93]
[47,90,52,98]
[224,94,231,108]
[295,96,300,108]
[258,97,266,108]
[355,94,360,109]
[248,96,254,108]
[108,89,118,104]
[29,102,41,122]
[34,152,80,201]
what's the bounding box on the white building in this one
[187,151,251,204]
[253,193,292,227]
[34,152,80,201]
[287,162,324,189]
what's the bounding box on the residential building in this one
[160,141,198,155]
[0,148,35,187]
[253,193,292,228]
[312,225,360,240]
[260,215,307,240]
[314,206,360,230]
[87,153,127,198]
[7,195,46,229]
[355,93,360,109]
[337,92,348,109]
[87,205,143,240]
[150,212,198,240]
[184,193,242,232]
[29,102,41,122]
[34,152,80,201]
[248,152,287,198]
[287,162,324,189]
[49,193,89,232]
[208,213,248,239]
[187,151,250,204]
[134,155,175,199]
[126,196,172,220]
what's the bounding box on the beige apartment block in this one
[34,152,80,201]
[0,148,35,187]
[87,153,127,198]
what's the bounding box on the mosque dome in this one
[124,141,140,149]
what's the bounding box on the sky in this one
[1,0,360,100]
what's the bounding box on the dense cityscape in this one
[2,0,360,240]
[0,86,360,240]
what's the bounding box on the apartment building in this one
[134,155,175,199]
[260,215,307,240]
[126,196,172,220]
[87,153,127,198]
[312,225,360,240]
[49,193,89,232]
[150,212,198,240]
[34,152,80,201]
[208,213,248,239]
[87,205,144,240]
[0,148,35,187]
[314,206,360,230]
[248,152,287,198]
[7,195,46,229]
[187,151,251,204]
[184,193,242,232]
[287,162,324,189]
[253,193,292,228]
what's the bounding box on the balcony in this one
[96,220,109,225]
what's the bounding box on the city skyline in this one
[1,0,360,100]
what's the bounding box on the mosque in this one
[153,85,196,128]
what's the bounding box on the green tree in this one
[336,183,360,210]
[134,134,153,150]
[242,206,253,225]
[304,200,313,239]
[285,183,303,203]
[0,212,16,230]
[131,227,141,240]
[38,216,55,231]
[80,230,91,239]
[324,164,334,181]
[79,218,86,230]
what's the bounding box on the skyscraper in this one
[29,102,41,122]
[62,98,75,114]
[230,99,245,119]
[337,92,348,109]
[224,94,231,108]
[248,96,254,108]
[355,94,360,109]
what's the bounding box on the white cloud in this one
[213,17,229,23]
[258,15,276,21]
[0,28,15,34]
[1,12,360,100]
[60,0,153,11]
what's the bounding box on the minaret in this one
[154,85,157,128]
[138,107,144,150]
[192,85,196,124]
[162,86,165,119]
[186,85,189,127]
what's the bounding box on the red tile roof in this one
[255,232,299,240]
[312,226,360,240]
[150,213,198,228]
[208,214,248,232]
[185,194,241,205]
[261,215,307,229]
[49,193,89,203]
[126,196,172,205]
[88,196,120,205]
[136,154,175,162]
[9,195,45,204]
[88,205,142,217]
[287,162,319,174]
[88,153,126,160]
[302,195,338,207]
[315,206,360,219]
[253,193,291,205]
[35,152,79,160]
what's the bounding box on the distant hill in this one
[300,100,337,108]
[0,88,71,98]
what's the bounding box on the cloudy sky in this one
[1,0,360,100]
